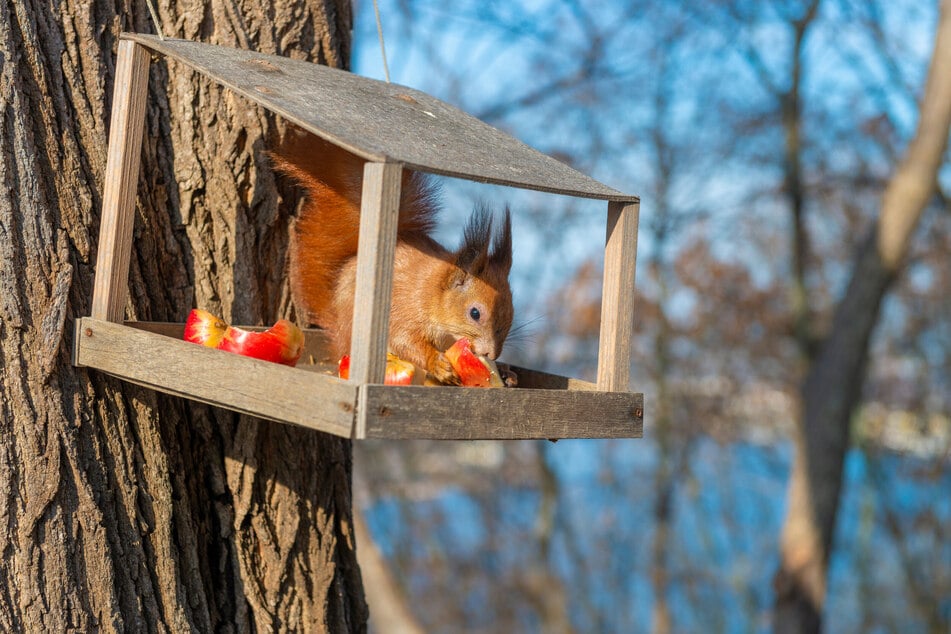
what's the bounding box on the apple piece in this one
[184,309,228,348]
[481,358,505,388]
[217,319,304,367]
[444,337,505,387]
[338,353,421,385]
[444,337,489,386]
[338,354,351,380]
[383,354,419,385]
[183,310,304,366]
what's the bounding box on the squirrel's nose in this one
[472,339,498,360]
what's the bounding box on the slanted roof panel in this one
[123,33,636,202]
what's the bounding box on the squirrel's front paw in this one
[430,352,462,385]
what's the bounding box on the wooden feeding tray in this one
[74,33,643,441]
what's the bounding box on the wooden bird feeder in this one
[74,33,643,440]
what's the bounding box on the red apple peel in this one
[338,353,421,385]
[444,337,505,387]
[183,309,304,367]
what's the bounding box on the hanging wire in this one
[145,0,166,40]
[372,0,391,83]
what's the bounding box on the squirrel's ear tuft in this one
[455,205,493,275]
[490,207,512,275]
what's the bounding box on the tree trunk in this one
[773,2,951,631]
[0,1,366,631]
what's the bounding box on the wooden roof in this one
[123,33,636,202]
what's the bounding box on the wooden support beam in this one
[597,200,640,392]
[91,40,151,322]
[359,384,643,440]
[74,318,357,437]
[74,319,643,440]
[347,161,403,393]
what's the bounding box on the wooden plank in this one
[347,161,402,391]
[74,318,644,441]
[91,40,152,322]
[119,34,637,203]
[507,365,598,391]
[597,200,640,392]
[359,384,643,440]
[75,318,356,437]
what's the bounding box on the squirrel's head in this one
[437,206,513,359]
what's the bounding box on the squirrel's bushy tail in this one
[270,128,439,326]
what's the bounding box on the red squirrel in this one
[271,129,514,385]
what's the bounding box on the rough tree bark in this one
[773,2,951,632]
[0,1,367,631]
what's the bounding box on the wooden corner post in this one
[348,161,403,390]
[597,199,640,392]
[90,40,151,323]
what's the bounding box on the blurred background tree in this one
[349,0,951,632]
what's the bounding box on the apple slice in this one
[444,337,505,387]
[338,353,421,385]
[183,309,304,367]
[184,309,228,348]
[217,319,303,366]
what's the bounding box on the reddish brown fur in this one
[271,129,513,383]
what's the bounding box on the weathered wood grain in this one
[347,162,402,390]
[78,320,642,440]
[358,385,643,440]
[75,318,355,438]
[597,200,640,392]
[119,33,637,203]
[507,364,598,391]
[90,40,151,323]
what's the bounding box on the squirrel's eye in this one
[469,307,481,322]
